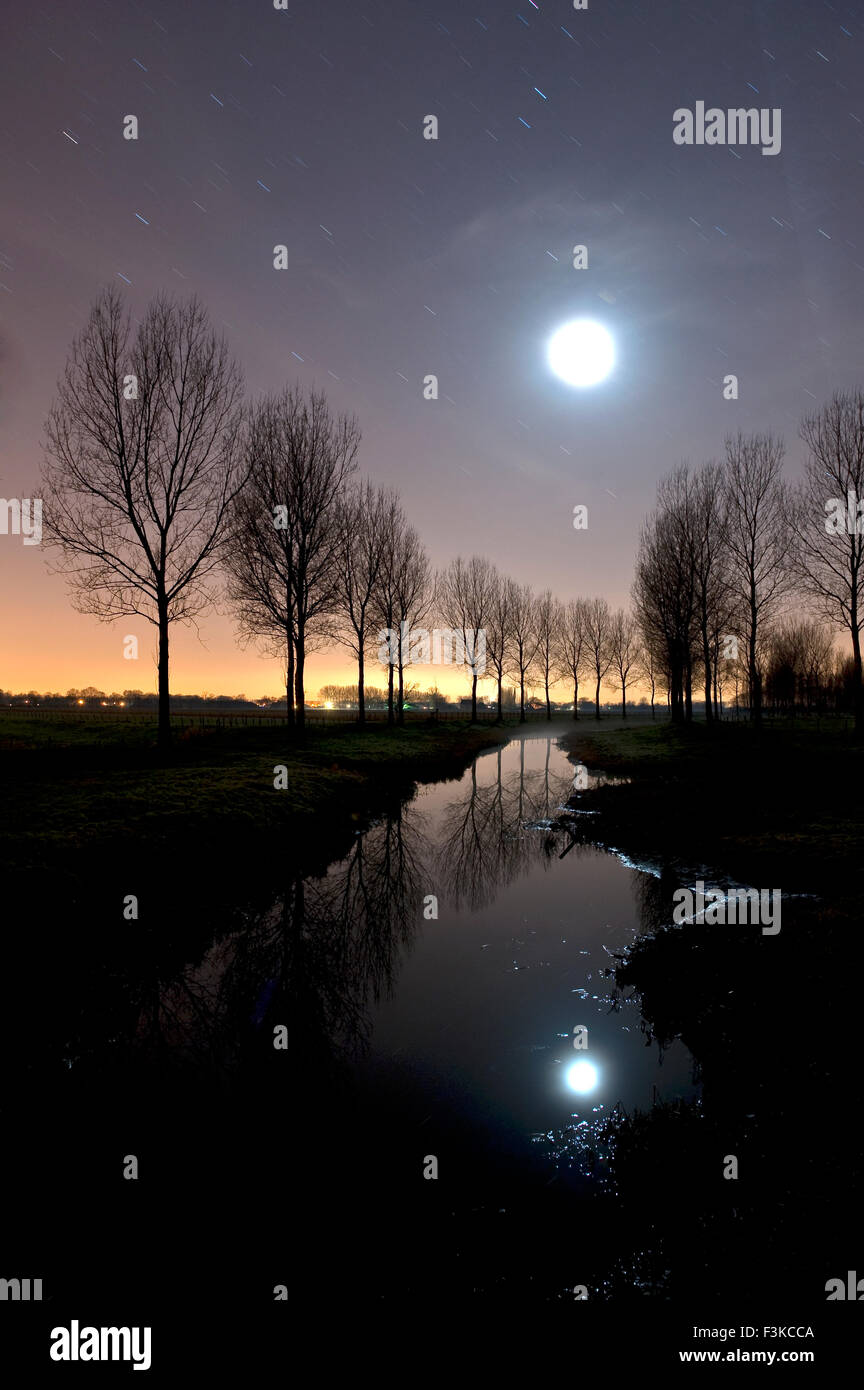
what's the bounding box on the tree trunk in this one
[397,661,405,726]
[572,677,579,720]
[702,623,713,723]
[157,600,170,749]
[387,660,395,726]
[749,588,761,725]
[496,673,503,724]
[545,677,551,720]
[519,673,526,724]
[594,671,601,720]
[285,581,295,728]
[358,644,366,725]
[294,624,306,730]
[471,673,477,722]
[286,630,295,728]
[852,614,863,734]
[670,664,684,724]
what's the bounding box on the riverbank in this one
[554,716,863,1303]
[0,715,507,877]
[557,716,863,901]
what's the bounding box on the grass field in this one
[0,712,506,875]
[558,715,864,898]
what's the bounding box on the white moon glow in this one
[566,1060,599,1094]
[547,319,615,387]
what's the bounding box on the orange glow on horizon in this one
[2,570,644,702]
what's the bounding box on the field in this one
[559,714,863,899]
[0,710,506,875]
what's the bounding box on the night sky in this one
[2,0,863,695]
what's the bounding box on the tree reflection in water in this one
[130,800,427,1085]
[128,738,589,1081]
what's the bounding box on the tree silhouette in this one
[42,289,245,747]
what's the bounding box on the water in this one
[5,727,853,1315]
[9,725,854,1314]
[275,729,701,1300]
[344,732,698,1146]
[0,729,701,1307]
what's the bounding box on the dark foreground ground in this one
[0,713,860,1371]
[0,712,506,876]
[548,716,864,1344]
[557,713,864,900]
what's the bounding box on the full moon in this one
[566,1060,599,1094]
[547,318,615,388]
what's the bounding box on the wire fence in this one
[0,705,853,732]
[1,705,552,728]
[0,705,504,727]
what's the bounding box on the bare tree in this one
[799,620,835,712]
[283,387,359,727]
[224,440,296,723]
[659,467,701,719]
[633,473,698,724]
[639,462,732,722]
[337,481,391,725]
[42,288,245,748]
[791,391,864,732]
[393,526,432,727]
[583,596,614,719]
[690,462,731,722]
[437,556,496,722]
[372,493,409,726]
[723,432,791,725]
[556,597,589,720]
[504,580,539,724]
[534,589,562,720]
[609,608,639,717]
[765,619,835,714]
[483,566,510,723]
[223,386,359,729]
[636,638,663,719]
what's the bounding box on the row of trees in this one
[633,406,864,730]
[315,684,516,710]
[7,623,853,716]
[38,290,864,744]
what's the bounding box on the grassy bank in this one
[0,714,506,876]
[557,715,863,899]
[552,716,863,1301]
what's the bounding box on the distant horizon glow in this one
[547,319,615,388]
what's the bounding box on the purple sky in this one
[2,0,862,695]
